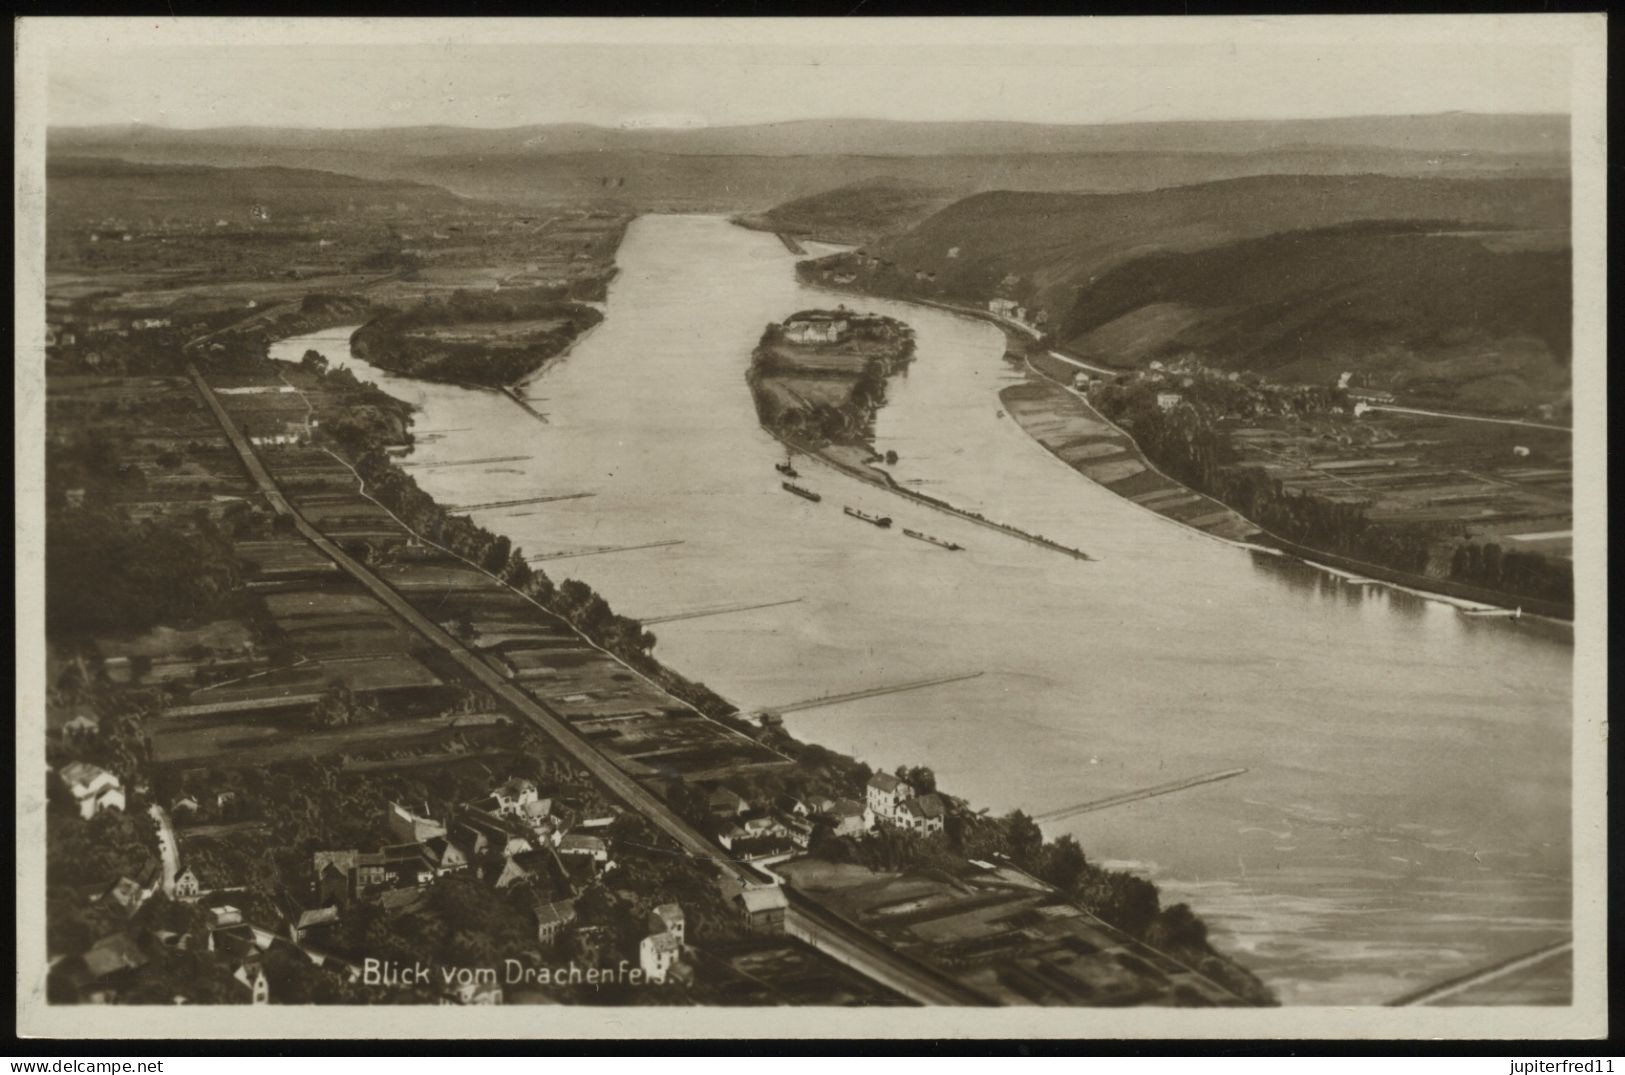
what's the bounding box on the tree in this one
[1040,834,1090,894]
[300,349,330,375]
[1003,810,1044,870]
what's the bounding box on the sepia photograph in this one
[12,14,1607,1042]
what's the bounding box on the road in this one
[148,805,179,898]
[1362,404,1571,433]
[188,362,984,1007]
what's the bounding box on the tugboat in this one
[903,528,963,551]
[775,461,799,478]
[782,481,821,502]
[844,506,893,528]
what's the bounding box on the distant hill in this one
[46,156,467,222]
[47,114,1569,209]
[51,112,1569,159]
[854,175,1569,326]
[737,176,963,244]
[1059,222,1571,412]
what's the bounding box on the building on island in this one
[784,313,849,345]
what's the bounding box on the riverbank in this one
[794,265,1572,623]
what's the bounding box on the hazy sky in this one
[40,18,1576,130]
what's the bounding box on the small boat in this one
[844,506,893,528]
[995,409,1005,418]
[782,481,821,502]
[902,528,963,551]
[775,461,799,477]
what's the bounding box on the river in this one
[271,213,1572,1005]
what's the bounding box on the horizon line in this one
[45,109,1572,136]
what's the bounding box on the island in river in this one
[350,284,604,389]
[747,309,916,463]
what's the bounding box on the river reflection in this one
[271,214,1572,1005]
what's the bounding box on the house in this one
[234,961,270,1004]
[532,897,576,945]
[491,777,541,817]
[715,821,747,850]
[638,930,681,984]
[740,814,784,838]
[779,813,816,849]
[865,772,913,824]
[61,712,100,739]
[774,794,808,817]
[988,298,1020,319]
[58,762,125,820]
[448,824,488,862]
[312,850,388,903]
[522,798,556,827]
[174,866,203,902]
[99,876,149,916]
[170,794,200,819]
[492,849,556,890]
[421,836,468,875]
[824,798,869,837]
[1156,392,1182,412]
[896,793,947,835]
[735,885,789,933]
[708,786,749,817]
[557,833,610,864]
[288,905,340,945]
[387,801,446,844]
[248,421,308,448]
[461,810,533,858]
[648,903,685,947]
[784,314,849,345]
[379,843,436,887]
[207,905,244,931]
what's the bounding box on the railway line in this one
[189,361,985,1007]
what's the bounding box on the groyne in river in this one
[274,215,1572,1005]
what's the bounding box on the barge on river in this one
[902,527,963,551]
[844,506,893,528]
[775,461,800,478]
[782,481,822,503]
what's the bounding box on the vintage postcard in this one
[13,15,1607,1040]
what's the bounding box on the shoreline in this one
[793,270,1573,627]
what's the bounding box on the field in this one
[1226,410,1573,561]
[1000,371,1258,542]
[406,318,571,345]
[776,857,1247,1007]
